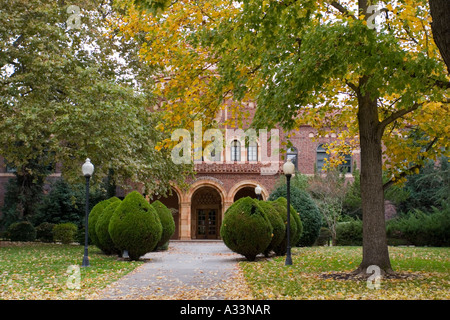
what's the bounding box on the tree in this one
[308,169,348,246]
[429,0,450,73]
[116,0,449,276]
[0,0,191,208]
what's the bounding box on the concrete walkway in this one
[95,241,253,300]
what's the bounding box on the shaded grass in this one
[240,246,450,300]
[0,242,143,300]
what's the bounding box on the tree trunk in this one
[354,80,393,275]
[429,0,450,74]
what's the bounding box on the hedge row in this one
[220,196,303,261]
[89,191,175,261]
[3,220,79,244]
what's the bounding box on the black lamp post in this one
[255,184,262,200]
[81,158,94,267]
[283,159,295,266]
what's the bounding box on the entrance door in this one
[197,209,218,239]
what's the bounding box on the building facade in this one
[0,105,361,239]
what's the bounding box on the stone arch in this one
[228,180,269,202]
[187,179,227,239]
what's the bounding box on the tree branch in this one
[383,137,438,191]
[330,1,357,20]
[377,102,422,140]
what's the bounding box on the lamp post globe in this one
[255,184,262,200]
[283,159,294,266]
[82,158,94,267]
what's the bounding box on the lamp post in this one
[255,184,262,200]
[283,159,295,266]
[81,158,94,267]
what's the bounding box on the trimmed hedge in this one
[269,197,301,256]
[269,185,321,246]
[257,200,285,257]
[151,200,175,250]
[36,222,55,243]
[336,219,363,246]
[220,197,273,261]
[109,191,162,260]
[53,222,78,244]
[88,197,120,247]
[7,221,36,242]
[95,199,122,255]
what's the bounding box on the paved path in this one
[95,241,253,300]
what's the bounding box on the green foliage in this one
[386,205,450,247]
[269,185,321,247]
[257,200,285,257]
[335,219,363,246]
[269,197,304,255]
[7,221,36,242]
[95,200,122,255]
[52,223,78,244]
[32,179,82,228]
[109,191,162,260]
[220,197,273,261]
[35,222,55,243]
[151,200,175,250]
[88,197,120,248]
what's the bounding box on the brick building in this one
[0,104,361,239]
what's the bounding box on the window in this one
[231,140,241,161]
[339,153,352,173]
[247,140,258,162]
[316,144,327,172]
[287,147,298,170]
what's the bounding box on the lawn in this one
[0,242,142,300]
[240,246,450,300]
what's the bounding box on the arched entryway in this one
[233,187,259,201]
[150,188,181,240]
[191,186,223,239]
[229,181,268,202]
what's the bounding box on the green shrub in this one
[88,197,120,247]
[269,197,301,255]
[315,227,332,246]
[109,191,162,260]
[151,200,175,250]
[36,222,55,243]
[53,222,78,244]
[336,219,362,246]
[386,206,450,246]
[95,200,122,255]
[257,200,285,256]
[220,197,273,261]
[7,221,36,242]
[269,185,321,246]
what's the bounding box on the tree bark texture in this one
[355,78,393,274]
[429,0,450,73]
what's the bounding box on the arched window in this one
[316,144,327,172]
[287,147,298,170]
[247,140,258,162]
[231,140,241,162]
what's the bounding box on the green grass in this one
[241,246,450,300]
[0,242,143,300]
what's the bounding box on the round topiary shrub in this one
[53,222,78,244]
[269,185,321,246]
[257,200,285,257]
[269,198,300,256]
[151,200,175,250]
[95,199,122,255]
[220,197,273,261]
[36,222,55,243]
[8,221,36,242]
[109,191,162,260]
[88,197,120,247]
